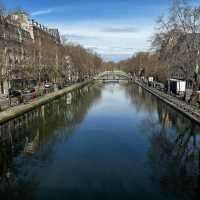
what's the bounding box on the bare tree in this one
[152,0,200,90]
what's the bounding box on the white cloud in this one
[47,18,155,61]
[101,27,139,33]
[31,5,73,17]
[31,9,53,16]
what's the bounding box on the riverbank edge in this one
[134,80,200,125]
[0,80,92,125]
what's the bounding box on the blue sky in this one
[2,0,200,61]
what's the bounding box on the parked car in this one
[8,88,21,97]
[44,83,53,88]
[44,83,54,93]
[22,90,33,101]
[57,83,64,90]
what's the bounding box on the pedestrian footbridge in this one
[95,71,132,81]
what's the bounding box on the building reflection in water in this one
[1,82,200,200]
[0,83,103,199]
[126,84,200,200]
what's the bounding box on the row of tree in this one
[0,5,104,93]
[116,52,166,81]
[115,0,200,90]
[63,42,103,81]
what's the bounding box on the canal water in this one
[0,83,200,200]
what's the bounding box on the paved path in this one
[0,81,91,125]
[135,80,200,125]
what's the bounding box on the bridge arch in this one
[95,70,132,80]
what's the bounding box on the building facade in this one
[0,11,69,94]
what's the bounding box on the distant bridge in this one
[95,71,132,81]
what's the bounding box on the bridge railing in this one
[95,71,132,80]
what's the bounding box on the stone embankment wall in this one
[0,81,91,125]
[135,80,200,125]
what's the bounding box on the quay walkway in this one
[0,81,91,125]
[135,80,200,125]
[1,78,200,126]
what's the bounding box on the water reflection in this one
[0,84,102,199]
[126,84,200,200]
[0,83,200,200]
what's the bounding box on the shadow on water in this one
[0,84,103,200]
[126,84,200,200]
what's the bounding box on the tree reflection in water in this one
[0,83,103,200]
[126,84,200,200]
[1,83,200,200]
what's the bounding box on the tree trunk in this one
[168,78,170,94]
[0,80,4,94]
